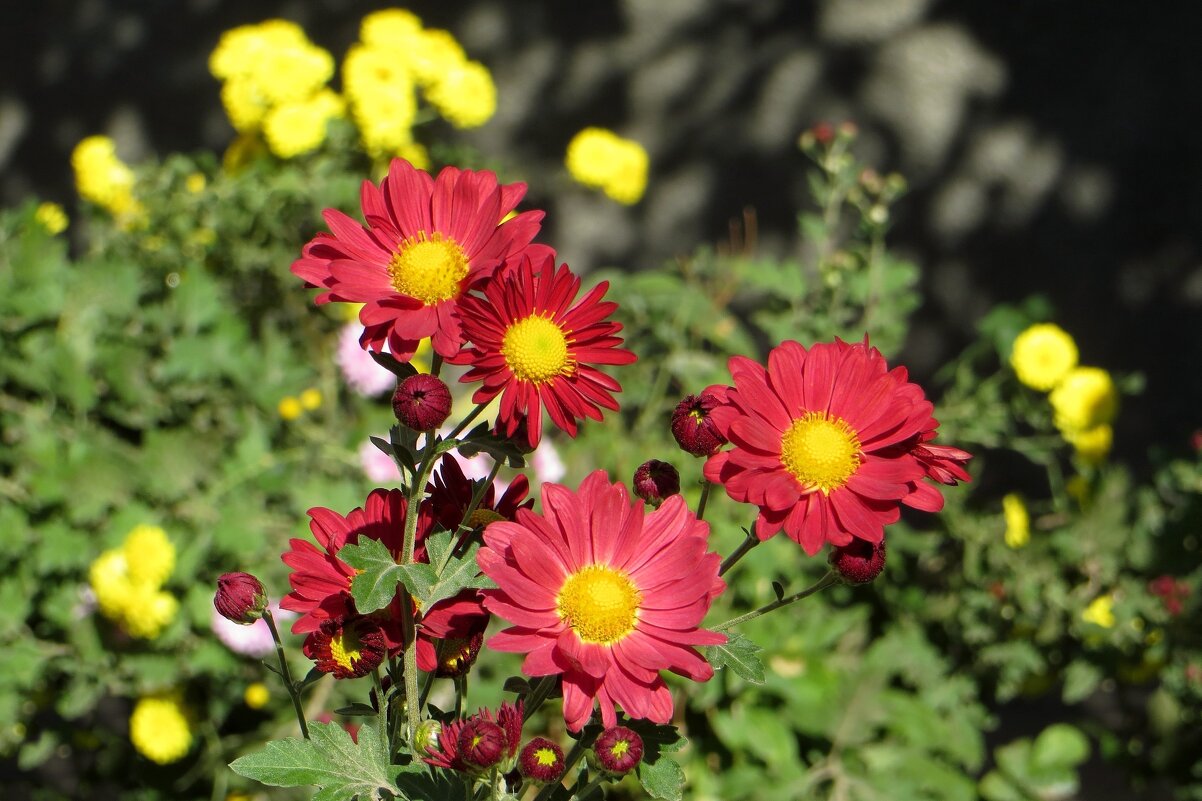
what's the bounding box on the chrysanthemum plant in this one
[224,156,970,801]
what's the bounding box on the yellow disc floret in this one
[1049,366,1117,433]
[1010,323,1078,391]
[557,565,642,644]
[330,627,365,671]
[129,693,192,764]
[388,233,470,304]
[502,316,575,384]
[779,412,862,494]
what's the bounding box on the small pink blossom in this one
[360,439,402,483]
[532,438,565,484]
[212,603,294,657]
[337,323,396,397]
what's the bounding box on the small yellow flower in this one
[263,89,345,159]
[425,61,496,128]
[122,524,175,588]
[35,202,69,234]
[129,693,192,765]
[1002,493,1029,548]
[1050,367,1118,433]
[226,794,253,801]
[395,141,430,171]
[1065,423,1113,464]
[185,172,207,194]
[565,128,650,205]
[1082,594,1116,629]
[89,550,135,620]
[409,29,467,87]
[1009,323,1078,391]
[121,585,179,639]
[360,8,423,48]
[71,135,140,217]
[243,682,270,709]
[278,396,303,420]
[411,338,433,375]
[299,388,323,410]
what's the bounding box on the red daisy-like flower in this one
[703,338,970,556]
[426,453,533,536]
[291,158,549,360]
[302,614,388,679]
[477,471,726,732]
[452,252,638,449]
[415,590,489,676]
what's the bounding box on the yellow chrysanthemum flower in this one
[360,8,424,48]
[209,19,307,80]
[220,76,272,133]
[255,42,334,107]
[71,136,140,216]
[565,128,650,205]
[185,172,207,194]
[409,29,466,87]
[1002,493,1029,549]
[35,202,68,234]
[1065,423,1113,464]
[425,60,496,128]
[263,89,345,158]
[278,396,303,421]
[120,584,179,639]
[129,693,192,764]
[396,141,430,171]
[1049,366,1118,433]
[299,388,323,410]
[243,682,270,709]
[1009,323,1078,391]
[121,524,175,588]
[1082,594,1116,629]
[90,550,135,620]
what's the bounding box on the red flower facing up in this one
[425,453,532,537]
[452,252,638,449]
[291,158,548,360]
[477,471,726,732]
[704,339,970,555]
[303,615,387,679]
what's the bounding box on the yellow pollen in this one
[556,565,641,645]
[468,508,506,528]
[535,748,557,766]
[779,411,862,494]
[387,232,469,304]
[501,315,575,384]
[609,741,630,757]
[329,629,364,670]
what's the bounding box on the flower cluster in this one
[565,127,650,204]
[424,700,522,773]
[129,692,192,764]
[89,524,178,639]
[71,136,142,220]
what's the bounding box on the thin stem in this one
[400,436,442,739]
[263,609,309,739]
[431,353,444,379]
[714,571,840,632]
[442,460,502,570]
[572,774,607,800]
[446,401,491,441]
[718,525,761,577]
[695,480,713,521]
[521,675,558,723]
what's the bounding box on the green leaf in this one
[1031,724,1089,770]
[423,531,455,573]
[1061,661,1102,704]
[706,633,765,684]
[638,754,685,801]
[421,541,492,610]
[340,538,423,614]
[230,719,400,800]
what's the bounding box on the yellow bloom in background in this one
[1050,366,1118,433]
[209,19,308,80]
[409,28,467,88]
[222,133,267,173]
[1010,323,1078,391]
[1082,594,1116,628]
[299,388,323,410]
[35,202,68,234]
[221,75,271,133]
[263,89,345,158]
[565,128,650,205]
[120,584,179,639]
[71,136,141,217]
[121,524,175,587]
[1002,493,1030,548]
[243,682,270,709]
[89,524,178,639]
[278,396,303,420]
[360,8,423,48]
[396,141,431,171]
[1065,423,1113,464]
[411,337,433,374]
[89,550,136,620]
[343,44,418,157]
[425,60,496,128]
[184,172,207,194]
[129,693,192,764]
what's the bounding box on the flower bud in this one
[458,719,506,770]
[414,719,442,754]
[829,538,886,585]
[519,737,565,785]
[214,572,268,624]
[670,389,727,457]
[632,460,680,507]
[591,725,643,777]
[392,373,452,431]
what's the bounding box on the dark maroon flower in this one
[302,616,387,679]
[632,459,680,507]
[458,719,506,770]
[829,538,886,585]
[393,373,452,431]
[671,389,727,457]
[214,572,268,624]
[592,725,643,777]
[519,737,565,784]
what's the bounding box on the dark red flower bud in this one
[519,737,565,784]
[392,373,452,431]
[829,538,886,585]
[303,616,387,679]
[592,726,643,777]
[671,389,727,457]
[214,572,268,624]
[458,719,506,770]
[632,459,680,507]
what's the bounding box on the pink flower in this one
[359,439,402,483]
[337,323,397,397]
[211,604,294,657]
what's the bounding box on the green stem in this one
[572,773,607,800]
[718,525,761,577]
[400,436,442,740]
[521,675,558,723]
[714,571,840,632]
[446,401,491,441]
[442,460,502,569]
[431,353,443,378]
[263,609,309,739]
[696,479,713,521]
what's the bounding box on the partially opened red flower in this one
[291,158,548,360]
[452,252,637,448]
[477,471,725,732]
[703,338,970,555]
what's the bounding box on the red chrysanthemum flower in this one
[415,590,489,676]
[291,158,549,360]
[302,615,387,679]
[452,252,638,449]
[670,389,728,457]
[426,453,532,536]
[703,339,970,555]
[592,725,644,776]
[477,471,726,732]
[424,700,523,773]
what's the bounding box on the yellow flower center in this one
[387,232,469,304]
[468,508,506,529]
[779,411,862,494]
[501,315,575,384]
[535,747,558,766]
[329,628,365,670]
[556,565,641,645]
[609,740,630,758]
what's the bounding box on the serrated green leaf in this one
[421,541,488,609]
[340,538,407,613]
[638,754,684,801]
[706,633,765,684]
[423,531,455,573]
[230,719,400,800]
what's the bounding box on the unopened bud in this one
[632,460,680,507]
[829,538,886,585]
[214,572,268,624]
[414,719,442,754]
[392,374,452,431]
[590,726,643,777]
[670,389,727,457]
[519,737,565,785]
[458,719,506,770]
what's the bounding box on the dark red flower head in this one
[671,389,728,457]
[214,572,268,624]
[592,725,643,777]
[829,538,886,585]
[393,373,453,431]
[632,459,681,507]
[519,737,565,785]
[458,719,506,770]
[302,616,387,679]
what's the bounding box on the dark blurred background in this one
[2,0,1200,468]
